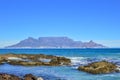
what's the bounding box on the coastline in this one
[0,49,120,80]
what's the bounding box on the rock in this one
[0,57,7,64]
[0,73,44,80]
[57,57,71,65]
[0,53,71,66]
[0,73,20,80]
[78,61,117,74]
[49,57,71,66]
[24,74,37,80]
[49,58,60,66]
[8,60,43,66]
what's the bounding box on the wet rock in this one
[8,60,43,66]
[0,54,71,66]
[57,57,71,65]
[0,73,20,80]
[24,74,37,80]
[49,57,71,66]
[78,61,117,74]
[49,58,60,66]
[23,74,44,80]
[0,57,7,64]
[0,73,44,80]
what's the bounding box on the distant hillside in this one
[6,37,106,48]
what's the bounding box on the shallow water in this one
[0,48,120,80]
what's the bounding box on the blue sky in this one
[0,0,120,47]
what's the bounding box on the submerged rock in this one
[0,53,71,66]
[78,61,117,74]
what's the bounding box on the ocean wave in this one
[99,57,120,66]
[67,56,120,68]
[67,57,89,67]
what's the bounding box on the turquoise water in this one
[0,48,120,80]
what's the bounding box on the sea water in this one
[0,48,120,80]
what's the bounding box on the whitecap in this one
[7,57,22,60]
[67,57,89,66]
[39,58,51,63]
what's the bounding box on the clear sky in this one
[0,0,120,47]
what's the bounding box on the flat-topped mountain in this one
[6,37,106,48]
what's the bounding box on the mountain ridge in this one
[6,37,107,48]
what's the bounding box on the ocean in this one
[0,48,120,80]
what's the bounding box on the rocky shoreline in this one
[0,53,120,80]
[0,73,43,80]
[78,61,120,74]
[0,53,72,80]
[0,53,71,66]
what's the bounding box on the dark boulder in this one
[0,73,44,80]
[0,73,20,80]
[24,74,37,80]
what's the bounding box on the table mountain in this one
[6,37,106,48]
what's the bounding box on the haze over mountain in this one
[6,37,106,48]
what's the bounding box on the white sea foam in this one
[103,74,116,77]
[100,57,120,66]
[67,57,89,66]
[37,77,44,80]
[7,57,22,60]
[7,57,30,62]
[116,66,120,72]
[67,56,120,68]
[39,58,51,62]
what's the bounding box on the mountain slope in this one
[6,37,106,48]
